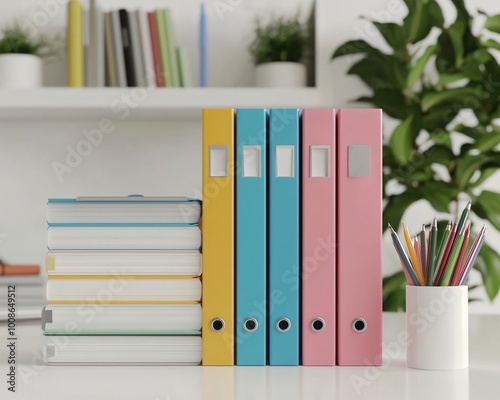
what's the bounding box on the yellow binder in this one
[67,0,84,87]
[202,109,235,365]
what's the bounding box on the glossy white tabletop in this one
[1,313,499,400]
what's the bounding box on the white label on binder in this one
[348,145,371,177]
[209,146,228,177]
[276,146,294,177]
[243,146,261,177]
[310,146,330,177]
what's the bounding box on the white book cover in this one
[46,250,201,276]
[129,8,146,87]
[47,197,201,224]
[42,304,202,334]
[137,9,155,87]
[47,226,201,250]
[43,336,202,365]
[46,277,201,303]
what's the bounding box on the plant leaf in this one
[356,90,416,120]
[407,45,438,90]
[447,21,465,66]
[438,73,469,86]
[482,38,500,51]
[476,191,500,231]
[485,15,500,34]
[453,154,489,191]
[331,40,382,59]
[418,181,457,212]
[348,55,406,90]
[473,133,500,152]
[383,286,406,311]
[390,116,414,164]
[474,242,500,301]
[429,129,452,148]
[383,271,407,296]
[383,190,421,231]
[403,0,443,43]
[451,0,470,24]
[421,87,479,112]
[454,124,488,139]
[372,22,407,55]
[469,168,498,189]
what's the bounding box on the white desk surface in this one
[1,313,499,400]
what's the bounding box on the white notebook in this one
[46,250,201,276]
[47,226,201,250]
[42,304,202,335]
[47,197,201,224]
[43,336,202,365]
[46,278,201,303]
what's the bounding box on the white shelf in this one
[0,87,329,119]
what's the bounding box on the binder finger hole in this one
[352,318,367,333]
[276,318,291,332]
[243,318,258,332]
[310,318,325,332]
[210,318,225,332]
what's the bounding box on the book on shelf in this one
[66,1,195,88]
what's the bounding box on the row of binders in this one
[67,0,192,87]
[42,197,203,365]
[202,108,383,366]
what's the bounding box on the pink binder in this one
[336,109,382,366]
[301,109,336,366]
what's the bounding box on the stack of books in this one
[42,196,203,365]
[67,0,193,88]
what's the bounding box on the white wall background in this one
[1,0,500,313]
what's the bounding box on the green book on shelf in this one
[155,9,171,87]
[163,9,181,87]
[177,47,192,87]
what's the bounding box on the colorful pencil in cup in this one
[389,202,486,286]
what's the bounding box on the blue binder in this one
[268,109,300,365]
[236,109,268,365]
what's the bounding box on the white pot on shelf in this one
[0,54,43,88]
[255,62,307,88]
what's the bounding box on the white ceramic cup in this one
[406,286,468,370]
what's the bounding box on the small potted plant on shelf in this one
[0,27,44,88]
[250,15,308,88]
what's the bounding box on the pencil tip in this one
[467,201,471,209]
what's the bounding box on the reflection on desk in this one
[0,313,499,400]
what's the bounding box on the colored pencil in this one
[389,224,420,286]
[414,237,421,267]
[450,224,470,286]
[402,222,425,285]
[434,221,457,285]
[420,224,427,280]
[426,218,438,286]
[439,224,466,286]
[455,201,471,240]
[458,226,486,285]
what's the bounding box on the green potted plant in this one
[0,27,43,88]
[250,15,308,88]
[332,0,500,310]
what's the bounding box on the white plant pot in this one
[255,62,307,88]
[0,54,43,88]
